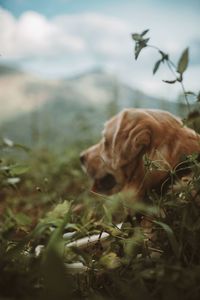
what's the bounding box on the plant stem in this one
[180,80,191,113]
[148,44,191,113]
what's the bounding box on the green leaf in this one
[14,212,32,227]
[100,252,121,269]
[135,39,149,60]
[132,33,143,42]
[177,48,189,74]
[47,200,71,219]
[123,201,159,217]
[14,143,30,152]
[45,203,72,255]
[10,164,29,176]
[43,200,71,226]
[163,79,177,84]
[42,247,74,299]
[153,59,162,75]
[7,209,31,228]
[185,91,196,96]
[141,29,149,36]
[132,29,149,41]
[103,204,112,223]
[143,38,149,44]
[2,139,30,152]
[153,220,180,258]
[124,227,144,257]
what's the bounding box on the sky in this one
[0,0,200,100]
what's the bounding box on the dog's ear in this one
[111,114,151,169]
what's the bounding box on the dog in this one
[80,108,200,200]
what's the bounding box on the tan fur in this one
[80,108,200,199]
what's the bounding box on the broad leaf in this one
[10,164,29,176]
[177,48,189,74]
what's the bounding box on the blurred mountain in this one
[0,64,60,122]
[0,64,189,148]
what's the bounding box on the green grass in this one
[1,123,200,300]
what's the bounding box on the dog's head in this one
[80,108,200,197]
[80,109,158,195]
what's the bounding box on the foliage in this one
[131,29,200,113]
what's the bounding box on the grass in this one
[1,115,200,300]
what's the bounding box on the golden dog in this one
[80,108,200,200]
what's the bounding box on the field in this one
[1,93,200,300]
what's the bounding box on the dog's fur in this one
[80,108,200,200]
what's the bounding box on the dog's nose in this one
[80,153,86,164]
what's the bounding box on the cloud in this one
[0,8,86,58]
[0,8,130,60]
[0,7,135,89]
[0,6,199,99]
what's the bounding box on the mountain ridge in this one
[0,64,190,148]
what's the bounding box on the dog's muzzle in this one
[92,173,117,193]
[80,152,117,194]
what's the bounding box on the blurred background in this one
[1,2,200,298]
[0,0,200,148]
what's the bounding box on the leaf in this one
[141,29,149,36]
[163,79,177,84]
[1,138,30,153]
[143,38,150,44]
[100,252,121,269]
[43,200,71,226]
[132,30,150,60]
[124,227,144,257]
[135,39,149,60]
[132,29,149,41]
[6,209,31,230]
[132,33,143,42]
[103,204,112,223]
[153,220,180,258]
[123,201,159,217]
[185,91,196,96]
[10,164,29,176]
[14,212,32,227]
[177,48,189,74]
[14,143,30,152]
[153,59,162,75]
[45,203,72,255]
[42,247,74,299]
